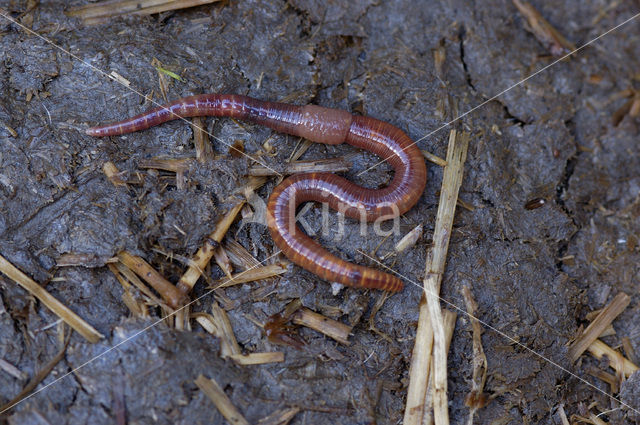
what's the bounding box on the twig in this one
[117,251,186,309]
[421,150,447,167]
[0,254,103,343]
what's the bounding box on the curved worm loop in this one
[87,94,427,291]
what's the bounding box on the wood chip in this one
[394,224,423,255]
[292,307,352,345]
[102,161,127,186]
[192,116,215,163]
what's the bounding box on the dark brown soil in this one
[1,1,639,424]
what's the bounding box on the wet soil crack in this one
[554,118,581,269]
[500,102,527,126]
[458,25,476,92]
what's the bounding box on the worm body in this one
[87,94,427,291]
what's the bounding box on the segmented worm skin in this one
[86,94,427,291]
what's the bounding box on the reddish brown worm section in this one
[86,94,427,291]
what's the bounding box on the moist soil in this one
[0,1,639,424]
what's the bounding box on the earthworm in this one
[86,94,427,291]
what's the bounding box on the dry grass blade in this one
[192,116,215,162]
[393,224,423,255]
[214,263,288,288]
[56,253,111,268]
[423,310,457,425]
[586,366,619,393]
[557,405,570,425]
[586,339,638,378]
[248,157,351,176]
[177,200,245,293]
[139,157,193,173]
[512,0,575,55]
[0,358,25,380]
[209,302,241,358]
[427,130,469,425]
[569,292,630,362]
[109,262,170,309]
[0,254,103,343]
[404,129,469,425]
[213,246,233,279]
[228,352,285,365]
[404,295,434,423]
[257,407,300,425]
[224,238,262,269]
[291,307,352,345]
[195,374,249,425]
[67,0,222,25]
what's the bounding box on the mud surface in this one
[1,1,639,424]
